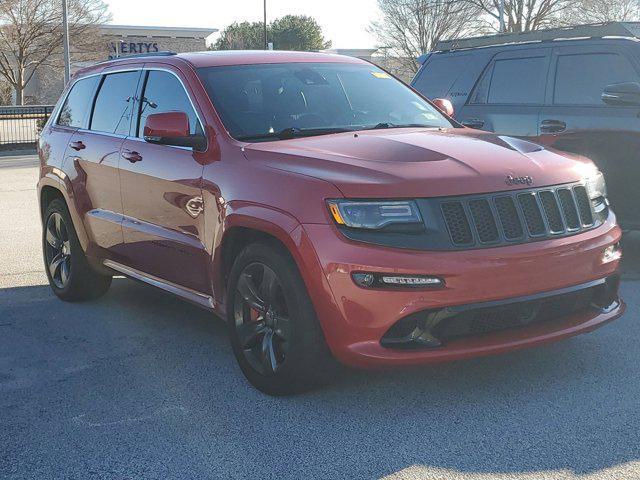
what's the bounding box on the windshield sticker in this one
[371,71,391,79]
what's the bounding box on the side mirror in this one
[602,82,640,107]
[143,111,206,151]
[432,98,454,117]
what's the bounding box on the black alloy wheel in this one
[42,198,112,301]
[233,262,291,376]
[227,242,337,395]
[44,212,72,289]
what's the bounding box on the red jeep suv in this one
[38,51,624,394]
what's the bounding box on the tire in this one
[226,242,336,395]
[42,198,112,302]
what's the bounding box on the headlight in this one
[327,199,422,229]
[585,171,607,200]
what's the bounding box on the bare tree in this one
[0,0,110,105]
[465,0,576,32]
[0,77,11,104]
[567,0,640,23]
[369,0,483,76]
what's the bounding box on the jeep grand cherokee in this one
[38,50,624,394]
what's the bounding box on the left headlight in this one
[585,171,607,200]
[327,199,423,229]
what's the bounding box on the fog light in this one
[602,243,621,263]
[352,273,375,287]
[351,272,444,289]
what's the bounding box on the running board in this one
[103,259,215,310]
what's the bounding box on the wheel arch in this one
[38,179,90,252]
[213,205,309,309]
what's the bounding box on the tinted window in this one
[57,76,99,128]
[475,56,547,104]
[197,63,451,141]
[137,70,200,137]
[554,53,638,105]
[90,71,139,135]
[413,55,471,98]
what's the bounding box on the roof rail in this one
[435,22,640,52]
[108,51,177,60]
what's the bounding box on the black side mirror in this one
[602,82,640,106]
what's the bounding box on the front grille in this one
[440,183,599,248]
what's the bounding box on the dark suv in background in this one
[412,22,640,229]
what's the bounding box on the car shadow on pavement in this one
[1,275,639,479]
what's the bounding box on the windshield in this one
[197,62,453,141]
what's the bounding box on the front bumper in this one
[297,214,623,368]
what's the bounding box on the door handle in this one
[69,140,85,151]
[461,118,485,129]
[540,119,567,134]
[121,150,143,163]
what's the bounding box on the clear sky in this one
[104,0,380,49]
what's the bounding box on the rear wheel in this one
[226,242,336,395]
[43,199,112,301]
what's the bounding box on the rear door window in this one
[472,55,548,105]
[90,71,140,135]
[553,53,639,105]
[136,70,201,137]
[57,76,99,128]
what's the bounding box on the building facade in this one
[23,24,217,105]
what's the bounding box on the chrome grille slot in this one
[441,202,473,246]
[573,186,594,226]
[518,193,545,236]
[494,196,524,240]
[557,188,580,230]
[468,199,499,243]
[538,190,564,234]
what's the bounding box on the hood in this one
[242,128,597,198]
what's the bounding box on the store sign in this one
[109,41,160,59]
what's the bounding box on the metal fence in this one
[0,105,54,149]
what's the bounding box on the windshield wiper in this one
[362,122,432,131]
[238,126,353,141]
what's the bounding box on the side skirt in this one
[103,259,215,311]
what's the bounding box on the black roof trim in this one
[110,51,177,59]
[436,22,640,52]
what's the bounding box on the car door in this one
[45,75,99,174]
[118,66,209,293]
[537,43,640,229]
[65,68,142,253]
[460,48,551,137]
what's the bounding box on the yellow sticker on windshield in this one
[371,71,391,79]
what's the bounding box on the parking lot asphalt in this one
[1,156,640,480]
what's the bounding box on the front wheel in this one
[226,242,336,395]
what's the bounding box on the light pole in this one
[263,0,267,50]
[62,0,71,84]
[498,0,506,33]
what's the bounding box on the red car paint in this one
[38,51,624,368]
